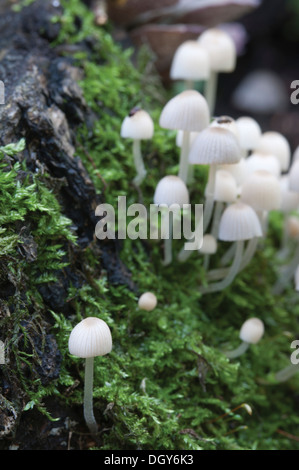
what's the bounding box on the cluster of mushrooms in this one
[68,28,299,434]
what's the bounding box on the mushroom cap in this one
[236,116,262,151]
[210,116,239,140]
[239,318,264,344]
[289,160,299,193]
[219,159,247,186]
[170,40,210,81]
[218,202,262,241]
[154,175,189,207]
[245,152,281,178]
[189,126,241,165]
[241,170,281,211]
[256,131,290,172]
[121,108,154,140]
[138,292,157,311]
[214,170,238,203]
[68,317,112,358]
[159,90,210,132]
[198,28,236,73]
[199,234,217,254]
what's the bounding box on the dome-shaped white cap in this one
[293,146,299,161]
[289,159,299,193]
[219,159,247,186]
[218,202,263,241]
[214,170,238,203]
[198,28,236,73]
[159,90,210,132]
[241,170,281,211]
[154,175,189,207]
[138,292,157,311]
[189,127,241,165]
[239,318,264,344]
[279,175,299,212]
[170,41,210,81]
[256,132,291,172]
[199,234,217,254]
[236,117,262,151]
[245,152,281,178]
[210,116,239,140]
[68,317,112,358]
[121,108,154,140]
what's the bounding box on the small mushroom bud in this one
[225,318,265,359]
[138,292,157,311]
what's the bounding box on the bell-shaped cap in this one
[198,28,236,73]
[189,127,241,165]
[199,234,217,254]
[170,40,210,81]
[218,202,263,241]
[236,116,262,151]
[239,318,264,344]
[121,107,154,140]
[154,175,189,207]
[68,317,112,358]
[241,170,281,211]
[159,90,210,132]
[256,131,290,172]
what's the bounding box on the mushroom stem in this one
[207,237,260,281]
[224,341,250,359]
[184,79,194,90]
[221,242,236,266]
[178,130,190,184]
[199,239,244,293]
[275,363,299,382]
[203,164,217,233]
[204,70,218,115]
[84,357,98,434]
[211,201,224,238]
[132,139,146,185]
[272,243,299,295]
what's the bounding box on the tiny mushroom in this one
[256,131,291,173]
[198,28,237,114]
[235,116,262,156]
[154,175,189,266]
[199,202,263,294]
[225,318,265,359]
[68,317,112,434]
[159,89,210,184]
[170,40,210,90]
[138,292,157,311]
[121,107,154,185]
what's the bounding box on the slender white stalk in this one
[184,79,194,90]
[132,139,146,185]
[203,165,217,233]
[178,130,190,184]
[211,201,224,238]
[224,341,250,359]
[84,357,98,434]
[177,165,216,263]
[221,242,236,266]
[204,70,218,115]
[199,239,244,294]
[275,363,299,382]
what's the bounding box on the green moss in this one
[2,0,299,450]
